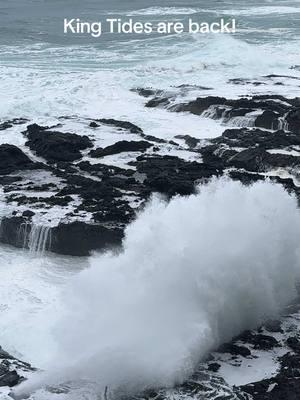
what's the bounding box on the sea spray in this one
[13,179,300,398]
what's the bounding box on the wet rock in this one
[89,121,99,128]
[24,127,93,163]
[132,155,221,196]
[0,370,20,387]
[285,108,300,133]
[90,140,152,158]
[286,337,300,353]
[227,147,300,172]
[236,331,279,350]
[50,221,123,256]
[22,210,35,219]
[217,128,300,149]
[0,144,37,175]
[208,362,221,372]
[96,118,143,134]
[175,96,227,115]
[218,343,251,357]
[0,118,28,131]
[175,135,200,148]
[227,148,268,172]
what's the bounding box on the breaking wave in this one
[14,178,300,399]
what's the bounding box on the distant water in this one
[0,0,300,120]
[0,2,300,399]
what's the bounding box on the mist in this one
[13,178,300,398]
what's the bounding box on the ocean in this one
[0,1,300,399]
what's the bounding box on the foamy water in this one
[1,1,300,399]
[8,179,300,399]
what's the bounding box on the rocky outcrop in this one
[135,90,300,132]
[90,140,152,158]
[24,124,93,163]
[0,346,33,389]
[0,144,37,175]
[0,92,299,256]
[92,118,143,134]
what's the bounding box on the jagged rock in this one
[227,147,300,172]
[0,370,20,387]
[207,362,221,372]
[24,126,93,163]
[22,210,35,219]
[89,121,99,128]
[216,128,300,149]
[95,118,143,134]
[175,96,227,115]
[132,155,222,196]
[286,337,300,352]
[90,140,152,158]
[286,108,300,133]
[236,331,279,350]
[50,221,123,256]
[0,118,28,131]
[218,343,251,357]
[0,144,36,175]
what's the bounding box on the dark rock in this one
[228,170,265,185]
[227,148,269,172]
[208,362,221,372]
[0,118,28,131]
[218,343,251,357]
[175,135,200,148]
[218,128,300,150]
[286,108,300,133]
[0,346,14,360]
[146,97,171,108]
[90,140,152,158]
[236,331,279,350]
[22,210,35,218]
[96,118,143,134]
[255,110,280,130]
[89,121,99,128]
[51,221,123,256]
[0,176,23,185]
[0,144,36,175]
[24,128,93,163]
[0,370,20,387]
[287,337,300,352]
[175,96,227,115]
[132,155,221,196]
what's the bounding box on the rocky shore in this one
[0,90,299,256]
[3,300,300,399]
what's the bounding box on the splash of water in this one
[14,178,300,399]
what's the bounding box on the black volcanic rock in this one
[96,118,143,134]
[217,128,300,149]
[227,147,268,172]
[51,221,123,256]
[0,144,35,175]
[218,343,251,357]
[24,127,93,163]
[286,108,300,133]
[90,140,152,158]
[227,147,300,172]
[175,96,227,115]
[132,155,222,196]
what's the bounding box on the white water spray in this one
[14,179,300,399]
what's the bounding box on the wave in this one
[219,6,300,16]
[127,7,205,16]
[14,178,300,399]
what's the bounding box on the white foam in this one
[13,179,300,398]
